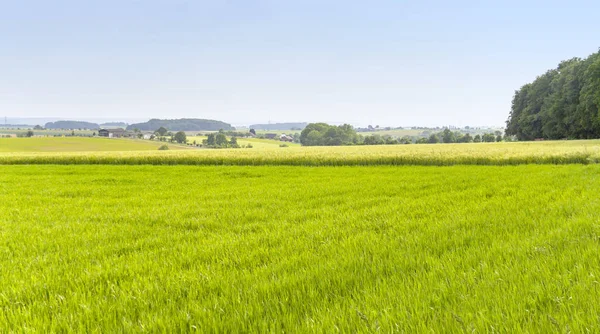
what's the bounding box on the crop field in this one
[1,139,600,165]
[241,137,300,148]
[186,136,300,148]
[0,164,599,331]
[0,137,187,152]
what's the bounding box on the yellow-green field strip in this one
[1,141,600,166]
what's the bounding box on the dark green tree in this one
[482,133,496,142]
[506,50,600,140]
[156,127,168,136]
[215,133,228,146]
[399,136,412,144]
[363,135,384,145]
[205,133,216,146]
[428,134,440,144]
[441,128,456,143]
[459,133,473,143]
[173,131,187,144]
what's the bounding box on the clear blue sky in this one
[2,0,599,127]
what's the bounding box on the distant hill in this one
[249,122,307,131]
[127,119,234,131]
[3,118,62,126]
[0,124,35,129]
[100,122,128,128]
[45,121,100,129]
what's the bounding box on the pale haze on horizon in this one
[2,0,599,127]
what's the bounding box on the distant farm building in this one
[98,128,127,138]
[264,133,278,139]
[280,134,293,142]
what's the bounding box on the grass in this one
[0,164,599,331]
[1,139,600,165]
[0,137,187,152]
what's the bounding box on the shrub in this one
[158,145,170,150]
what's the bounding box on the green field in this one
[1,164,599,331]
[2,139,600,331]
[0,137,187,152]
[1,139,600,165]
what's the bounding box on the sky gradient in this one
[2,0,599,127]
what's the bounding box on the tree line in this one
[300,123,504,146]
[416,129,503,144]
[506,49,600,140]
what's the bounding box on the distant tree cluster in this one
[151,127,180,143]
[415,128,503,144]
[202,131,240,148]
[147,127,244,148]
[362,134,409,145]
[300,123,360,146]
[16,130,35,138]
[506,49,600,140]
